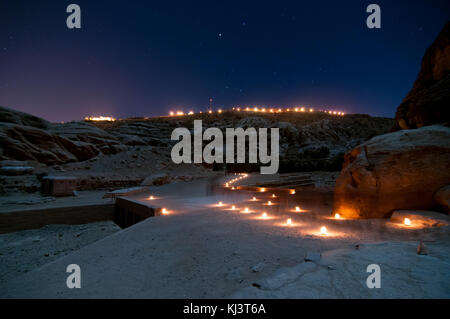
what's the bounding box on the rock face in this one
[434,185,450,213]
[0,105,394,171]
[333,125,450,218]
[0,106,49,129]
[0,106,127,165]
[395,22,450,129]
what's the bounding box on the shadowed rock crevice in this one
[395,21,450,130]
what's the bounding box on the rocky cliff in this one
[0,106,394,170]
[395,21,450,129]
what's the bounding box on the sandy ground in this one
[0,221,120,284]
[1,175,449,298]
[0,190,112,213]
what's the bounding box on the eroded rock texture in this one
[333,125,450,218]
[395,22,450,129]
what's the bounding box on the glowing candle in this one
[272,194,276,198]
[290,190,296,195]
[334,213,341,219]
[244,207,249,213]
[320,226,327,235]
[231,205,236,210]
[148,195,154,200]
[262,212,267,219]
[218,201,223,207]
[286,218,292,225]
[231,187,235,190]
[404,218,411,226]
[295,206,300,212]
[260,188,266,192]
[267,201,272,205]
[162,208,167,215]
[252,197,257,201]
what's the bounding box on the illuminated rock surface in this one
[333,125,450,218]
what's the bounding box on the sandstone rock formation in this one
[333,125,450,218]
[0,105,394,172]
[395,22,450,129]
[434,185,450,213]
[0,106,49,129]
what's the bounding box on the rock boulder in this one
[333,125,450,218]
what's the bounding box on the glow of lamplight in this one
[85,116,116,122]
[231,187,235,190]
[272,194,276,198]
[252,197,257,201]
[244,207,249,213]
[162,208,168,215]
[148,195,154,200]
[225,183,229,187]
[260,188,266,192]
[295,206,300,212]
[290,190,296,195]
[231,205,236,210]
[218,201,223,207]
[262,212,268,219]
[169,111,174,116]
[286,218,292,225]
[404,218,411,226]
[334,213,341,219]
[188,111,194,115]
[267,201,272,205]
[218,109,222,113]
[320,226,327,235]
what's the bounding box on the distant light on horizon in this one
[84,116,116,122]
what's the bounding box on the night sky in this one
[0,1,449,122]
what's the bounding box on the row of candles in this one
[223,173,331,236]
[83,107,345,123]
[146,173,414,229]
[168,107,345,117]
[223,173,414,230]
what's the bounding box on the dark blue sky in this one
[0,0,448,122]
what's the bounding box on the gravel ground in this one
[0,221,120,284]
